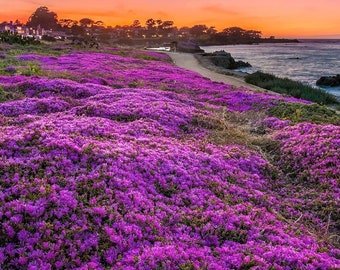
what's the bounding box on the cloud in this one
[20,0,56,7]
[190,18,217,25]
[61,9,120,18]
[20,0,44,5]
[155,11,170,18]
[201,5,238,15]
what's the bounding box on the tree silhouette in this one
[221,27,262,43]
[26,6,58,30]
[145,19,156,37]
[79,18,95,28]
[207,26,217,36]
[131,20,142,29]
[206,26,263,44]
[93,21,104,28]
[145,19,156,31]
[130,20,143,38]
[159,21,174,36]
[58,19,78,29]
[189,25,208,38]
[71,25,86,36]
[21,8,273,45]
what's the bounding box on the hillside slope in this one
[0,48,339,269]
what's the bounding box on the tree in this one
[246,30,262,40]
[93,21,104,28]
[189,25,208,38]
[113,25,129,39]
[131,20,141,29]
[207,26,217,36]
[145,19,156,30]
[26,6,58,30]
[218,27,262,44]
[222,27,245,36]
[79,18,94,28]
[159,20,174,36]
[71,25,86,36]
[155,19,163,30]
[130,20,143,38]
[58,19,78,29]
[96,27,112,43]
[145,18,156,37]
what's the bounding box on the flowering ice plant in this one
[0,49,338,269]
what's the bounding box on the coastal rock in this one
[176,40,204,53]
[316,75,340,87]
[201,50,251,70]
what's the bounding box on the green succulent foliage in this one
[245,71,339,105]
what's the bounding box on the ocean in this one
[202,40,340,98]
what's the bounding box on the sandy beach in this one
[166,52,271,93]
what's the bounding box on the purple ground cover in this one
[13,51,309,111]
[0,50,339,269]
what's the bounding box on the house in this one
[0,21,49,39]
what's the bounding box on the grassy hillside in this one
[0,44,339,269]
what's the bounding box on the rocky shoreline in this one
[316,74,340,87]
[194,52,249,79]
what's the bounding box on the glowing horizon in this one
[0,0,339,38]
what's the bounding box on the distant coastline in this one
[197,37,299,46]
[201,41,340,100]
[298,38,340,43]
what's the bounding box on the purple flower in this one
[0,50,339,269]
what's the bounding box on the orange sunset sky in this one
[0,0,339,38]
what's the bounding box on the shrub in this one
[18,61,42,76]
[269,102,340,125]
[0,85,24,102]
[0,56,42,76]
[0,31,40,45]
[0,86,8,102]
[133,54,158,60]
[42,35,56,42]
[245,71,339,105]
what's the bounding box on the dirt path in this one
[166,52,340,114]
[166,52,270,93]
